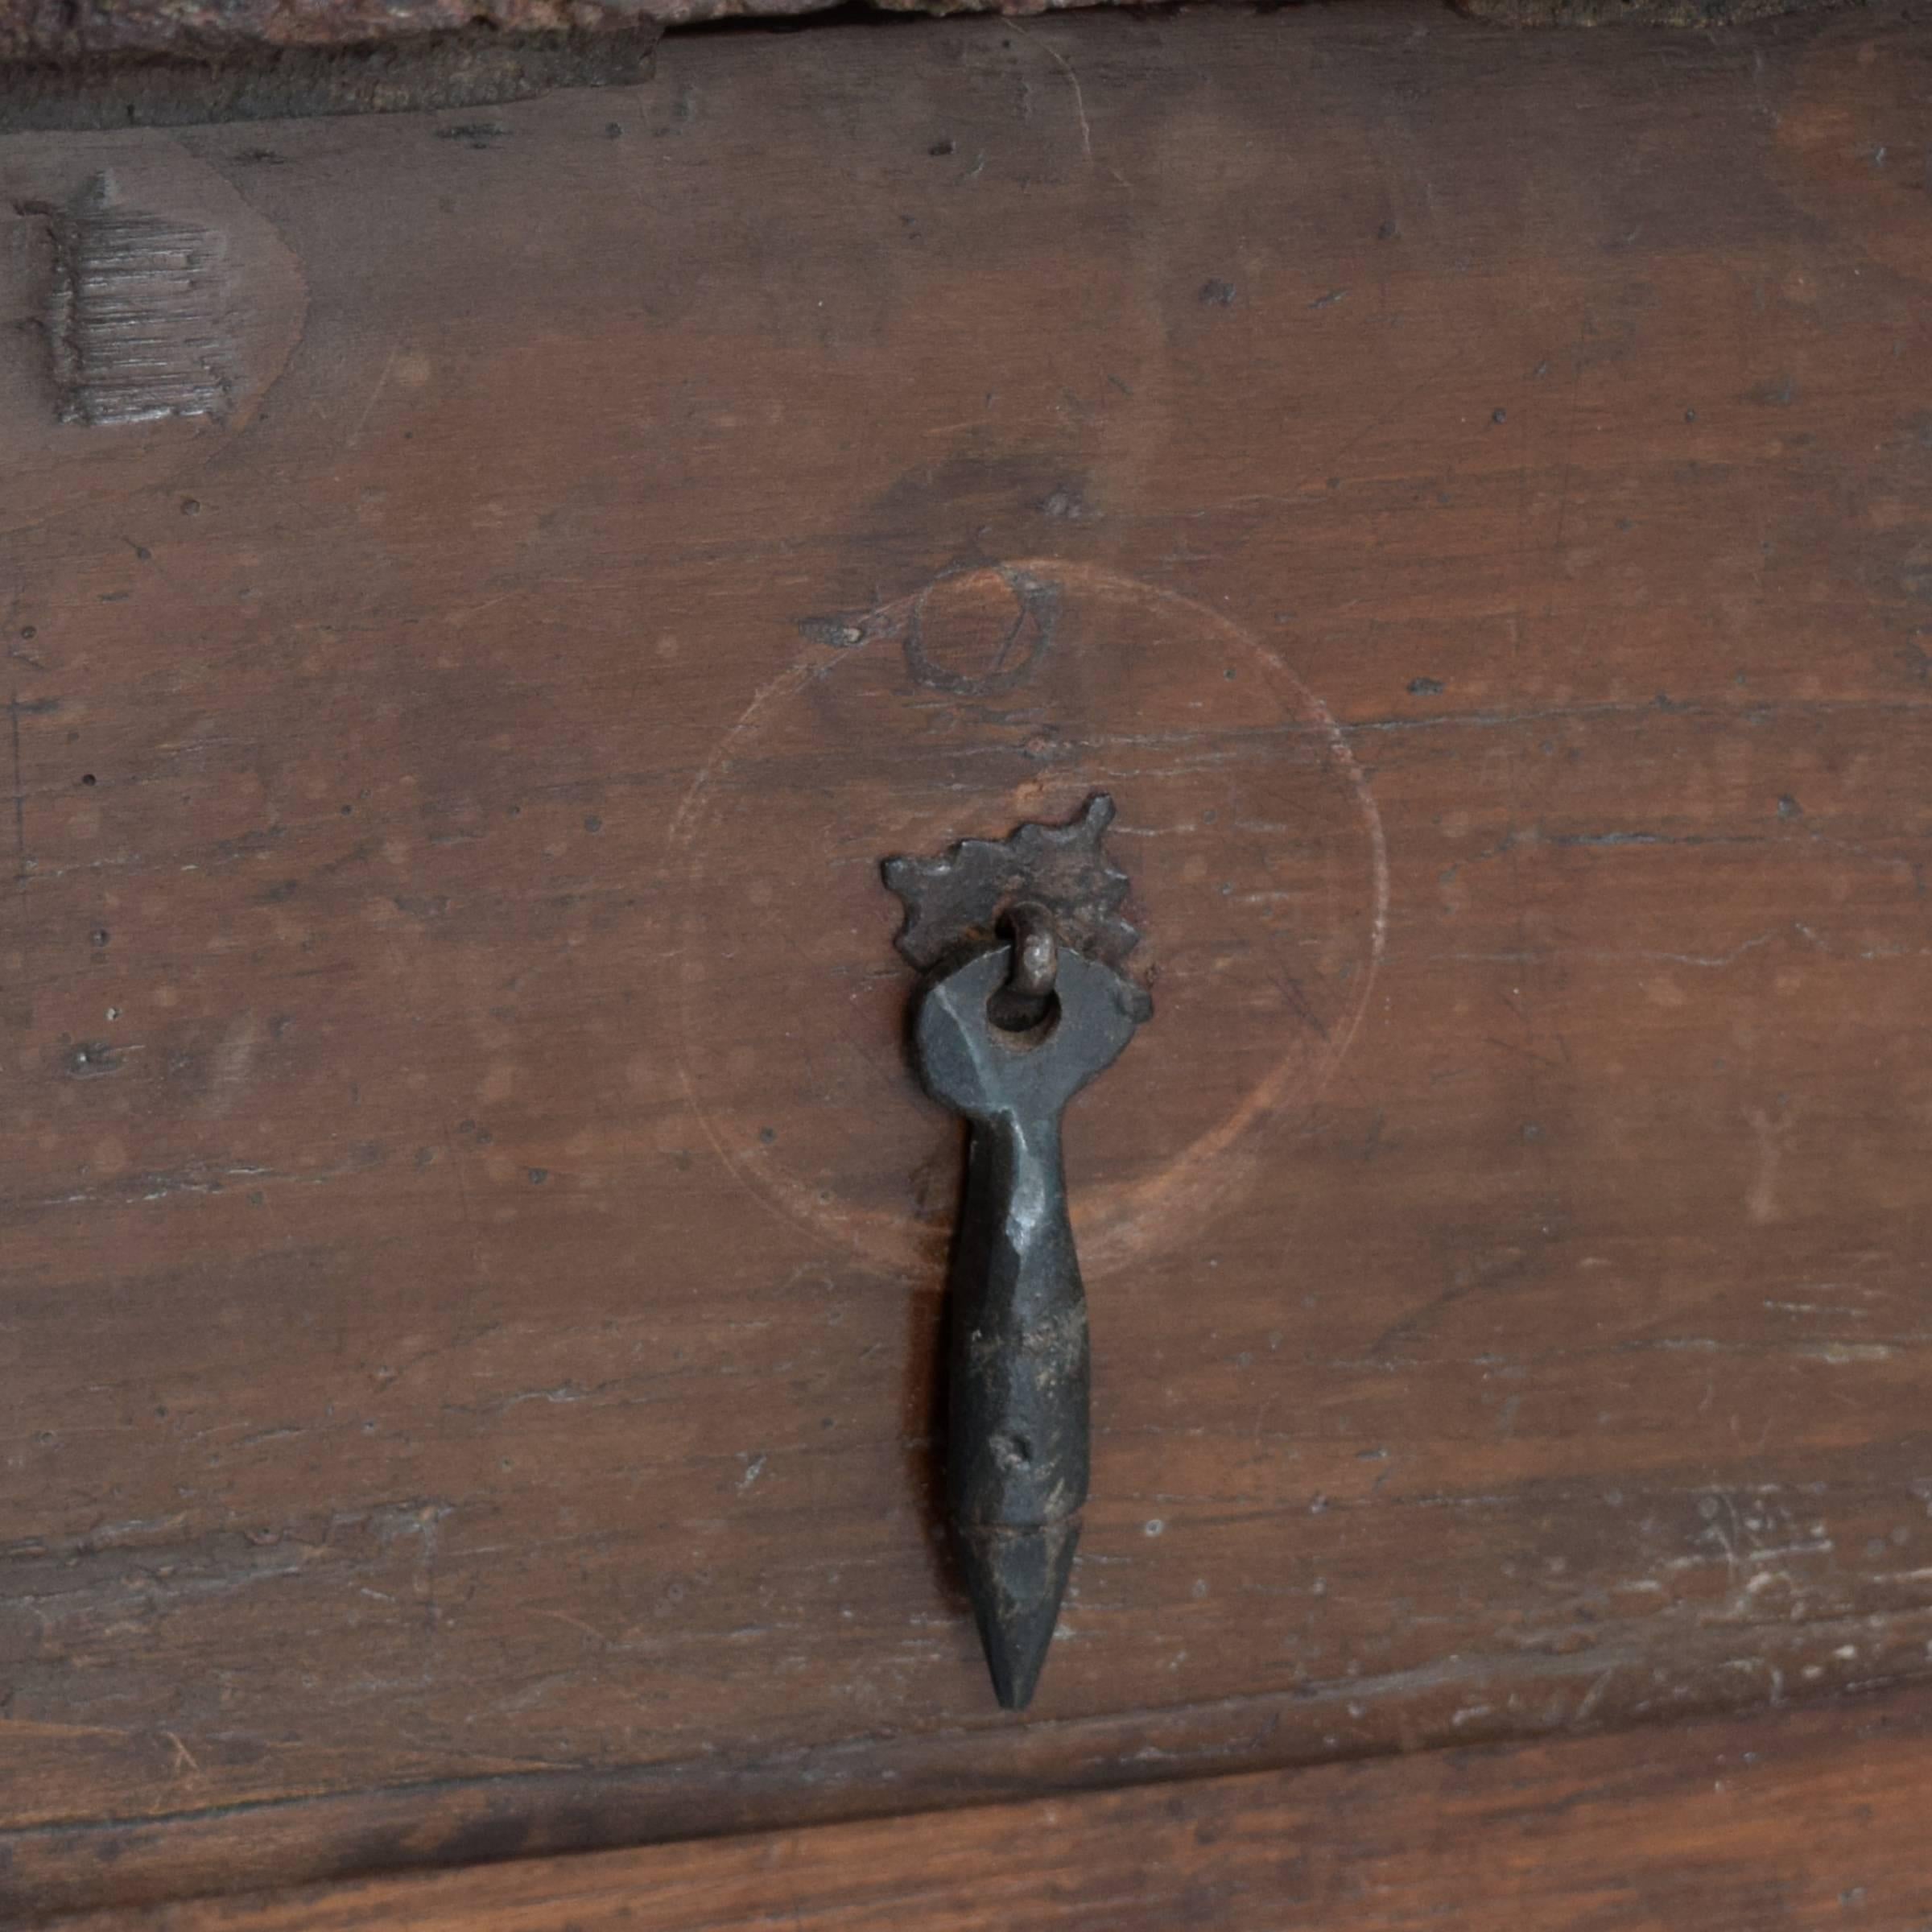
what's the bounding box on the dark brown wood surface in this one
[58,1682,1932,1930]
[5,0,1932,1918]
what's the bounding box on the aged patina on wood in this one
[3,0,1932,1920]
[0,0,1845,128]
[48,1681,1932,1930]
[0,0,1842,66]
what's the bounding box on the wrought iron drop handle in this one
[883,798,1150,1709]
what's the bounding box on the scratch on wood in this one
[25,172,233,427]
[7,690,23,886]
[1009,24,1128,189]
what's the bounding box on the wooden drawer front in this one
[4,3,1931,1913]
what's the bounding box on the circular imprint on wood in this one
[671,561,1387,1279]
[0,144,307,536]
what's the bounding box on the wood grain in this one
[4,0,1932,1915]
[55,1682,1932,1930]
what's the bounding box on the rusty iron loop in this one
[1003,901,1059,1005]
